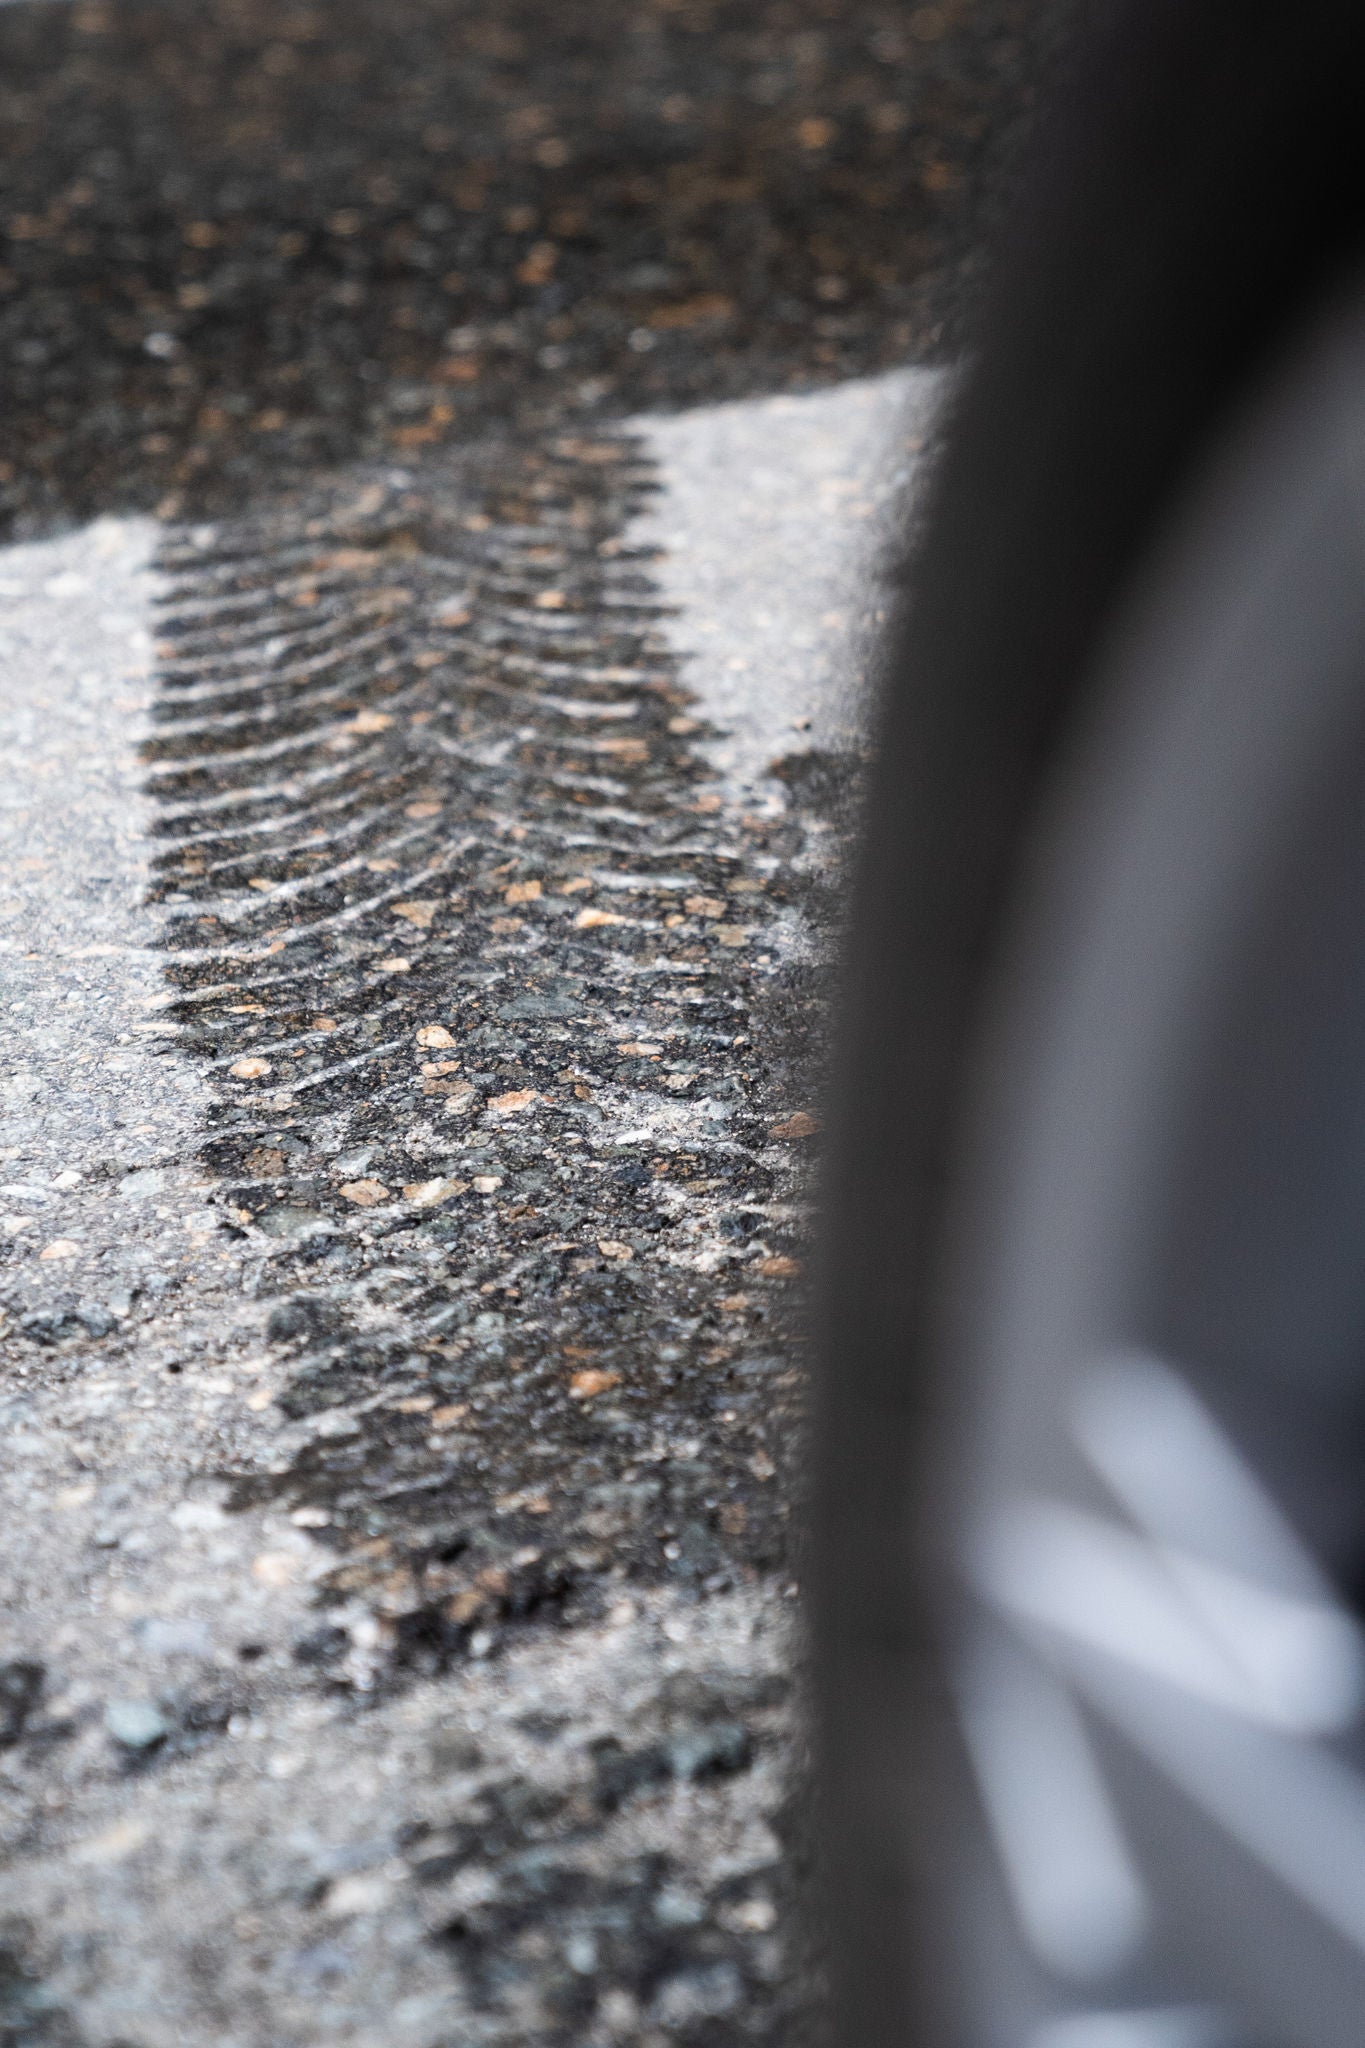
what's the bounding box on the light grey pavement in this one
[0,513,202,1298]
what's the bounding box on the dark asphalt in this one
[0,0,1073,537]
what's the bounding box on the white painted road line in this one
[633,365,945,802]
[0,515,226,1324]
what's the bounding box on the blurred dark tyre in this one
[812,3,1365,2045]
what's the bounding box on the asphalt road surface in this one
[0,4,1075,2043]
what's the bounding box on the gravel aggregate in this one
[0,0,1074,540]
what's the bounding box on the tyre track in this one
[117,424,834,2040]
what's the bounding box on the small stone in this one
[596,1239,633,1261]
[339,1179,388,1206]
[715,925,748,947]
[489,1088,536,1113]
[415,1024,456,1048]
[19,1308,73,1343]
[402,1177,466,1205]
[471,1175,503,1194]
[504,879,542,905]
[565,1931,599,1974]
[392,901,437,928]
[38,1238,80,1261]
[570,1368,620,1400]
[797,114,836,149]
[756,1254,800,1279]
[104,1699,169,1751]
[723,1897,777,1933]
[598,1989,639,2029]
[684,896,725,918]
[325,1871,394,1918]
[333,1147,376,1177]
[349,709,392,734]
[256,1206,330,1237]
[618,1042,661,1056]
[378,956,412,972]
[312,1414,362,1446]
[230,1057,272,1080]
[593,733,651,760]
[573,906,626,929]
[251,1552,300,1587]
[771,1111,819,1140]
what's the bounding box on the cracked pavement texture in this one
[0,1,1075,2041]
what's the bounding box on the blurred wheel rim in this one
[932,289,1365,2048]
